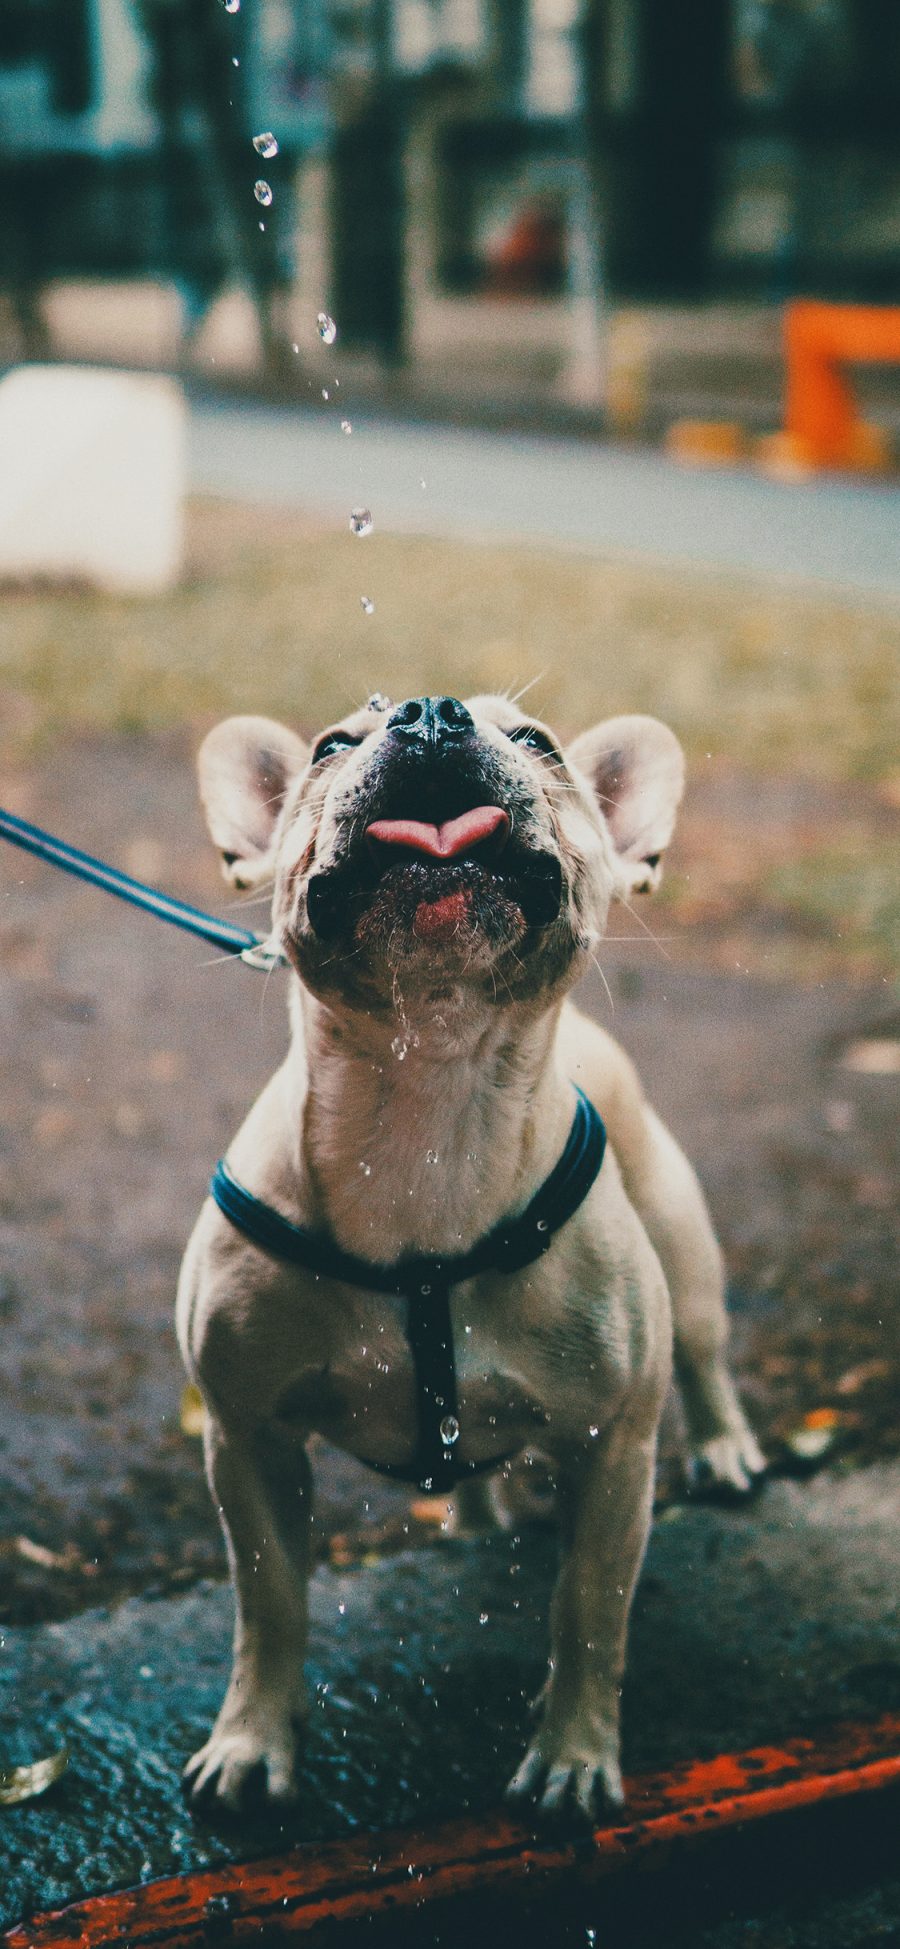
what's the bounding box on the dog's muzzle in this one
[305,697,564,941]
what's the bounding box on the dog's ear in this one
[566,715,684,895]
[197,716,309,889]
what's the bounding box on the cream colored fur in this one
[177,695,763,1821]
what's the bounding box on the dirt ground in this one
[0,722,896,1631]
[1,494,899,1937]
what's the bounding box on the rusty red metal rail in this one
[5,1713,899,1948]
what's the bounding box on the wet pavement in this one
[0,729,898,1940]
[2,1465,899,1935]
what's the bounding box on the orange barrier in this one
[778,300,900,471]
[4,1713,900,1947]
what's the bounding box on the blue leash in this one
[0,805,284,971]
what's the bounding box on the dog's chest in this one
[274,1286,550,1469]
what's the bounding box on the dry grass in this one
[1,499,897,978]
[2,498,898,782]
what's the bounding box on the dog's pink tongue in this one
[366,806,509,858]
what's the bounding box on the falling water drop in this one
[440,1416,460,1447]
[253,180,273,207]
[425,1149,438,1165]
[317,312,337,345]
[360,596,374,615]
[252,132,278,159]
[350,507,373,537]
[221,0,240,12]
[341,419,352,435]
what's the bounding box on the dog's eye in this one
[311,732,362,765]
[506,724,561,762]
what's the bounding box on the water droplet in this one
[425,1149,438,1164]
[350,506,373,537]
[440,1415,460,1446]
[360,595,374,614]
[589,1423,599,1438]
[391,1034,407,1060]
[317,312,337,345]
[322,387,329,400]
[359,1161,372,1176]
[341,419,353,435]
[338,1600,346,1615]
[420,1283,431,1297]
[367,691,389,711]
[479,1611,489,1626]
[222,0,240,12]
[253,180,273,207]
[536,1217,549,1232]
[253,131,278,158]
[291,342,299,355]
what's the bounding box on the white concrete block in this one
[0,366,185,594]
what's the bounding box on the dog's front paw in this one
[183,1705,303,1812]
[686,1426,767,1500]
[504,1735,624,1826]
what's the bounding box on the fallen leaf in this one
[179,1383,206,1438]
[786,1407,842,1463]
[836,1359,891,1397]
[0,1748,68,1807]
[147,1049,184,1084]
[10,1536,82,1572]
[841,1038,900,1075]
[410,1499,452,1526]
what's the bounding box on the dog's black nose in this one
[385,696,474,745]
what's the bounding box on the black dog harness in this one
[210,1088,606,1494]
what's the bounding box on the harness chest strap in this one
[210,1087,606,1493]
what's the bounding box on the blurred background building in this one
[1,0,899,418]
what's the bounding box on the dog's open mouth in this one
[306,775,562,944]
[364,807,513,943]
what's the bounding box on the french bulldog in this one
[177,692,763,1820]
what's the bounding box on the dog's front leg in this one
[506,1406,658,1824]
[183,1415,311,1810]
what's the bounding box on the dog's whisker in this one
[616,895,672,959]
[507,671,547,709]
[197,949,252,970]
[227,888,275,912]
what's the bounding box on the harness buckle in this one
[240,938,287,974]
